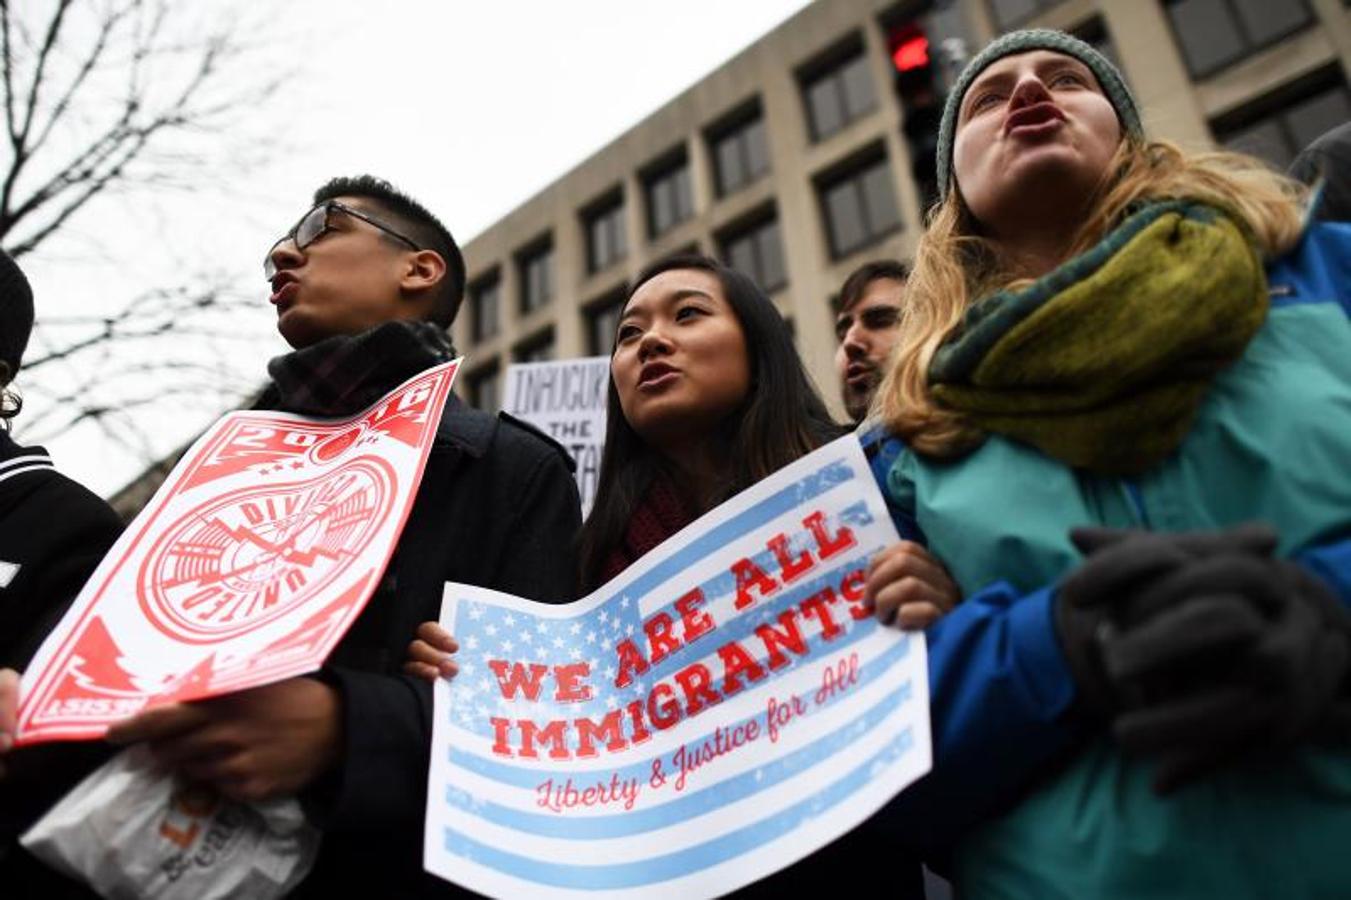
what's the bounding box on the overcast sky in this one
[15,0,813,496]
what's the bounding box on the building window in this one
[720,209,787,293]
[585,288,627,356]
[817,150,903,259]
[1213,71,1351,170]
[583,191,627,274]
[515,329,555,363]
[986,0,1060,31]
[1071,17,1124,80]
[468,272,500,343]
[516,238,553,314]
[643,150,694,238]
[709,104,771,196]
[468,363,500,412]
[801,40,876,141]
[1165,0,1313,78]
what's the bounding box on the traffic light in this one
[889,21,943,209]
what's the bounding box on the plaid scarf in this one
[262,320,455,417]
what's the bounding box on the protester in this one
[833,260,908,423]
[97,176,582,898]
[407,255,1104,897]
[0,249,125,890]
[1289,120,1351,222]
[871,29,1351,897]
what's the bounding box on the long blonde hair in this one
[874,138,1309,458]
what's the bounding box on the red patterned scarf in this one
[600,476,694,585]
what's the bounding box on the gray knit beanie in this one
[936,28,1143,200]
[0,249,33,378]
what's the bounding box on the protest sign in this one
[15,361,460,745]
[502,358,607,516]
[425,434,930,898]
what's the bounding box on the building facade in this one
[452,0,1351,420]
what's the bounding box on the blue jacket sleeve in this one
[875,580,1085,854]
[861,428,1085,849]
[1296,536,1351,609]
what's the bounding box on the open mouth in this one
[845,363,876,389]
[1005,102,1066,137]
[269,276,299,310]
[638,362,680,390]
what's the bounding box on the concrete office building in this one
[453,0,1351,420]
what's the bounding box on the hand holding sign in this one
[0,668,17,777]
[106,676,341,803]
[405,621,460,681]
[864,541,960,630]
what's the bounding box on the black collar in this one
[434,395,497,459]
[0,429,44,464]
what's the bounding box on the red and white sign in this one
[15,361,460,745]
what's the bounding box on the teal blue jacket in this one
[877,222,1351,899]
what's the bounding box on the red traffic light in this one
[892,33,930,73]
[886,24,929,72]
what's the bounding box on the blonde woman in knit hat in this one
[868,28,1351,900]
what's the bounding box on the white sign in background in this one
[503,358,608,517]
[425,435,931,898]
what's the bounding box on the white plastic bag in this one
[20,746,320,900]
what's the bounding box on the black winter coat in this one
[0,431,123,895]
[291,396,581,898]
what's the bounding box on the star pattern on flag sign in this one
[447,595,649,739]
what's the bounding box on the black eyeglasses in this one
[263,200,421,279]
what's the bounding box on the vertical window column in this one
[516,238,554,314]
[643,150,694,238]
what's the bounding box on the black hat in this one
[0,249,33,377]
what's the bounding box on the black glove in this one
[1055,523,1351,793]
[1053,526,1269,715]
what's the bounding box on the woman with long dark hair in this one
[578,252,847,591]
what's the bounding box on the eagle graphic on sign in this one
[137,458,396,643]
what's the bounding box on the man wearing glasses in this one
[107,176,581,897]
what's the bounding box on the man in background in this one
[833,260,908,423]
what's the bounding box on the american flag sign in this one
[425,434,931,898]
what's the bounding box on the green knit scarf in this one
[929,201,1268,474]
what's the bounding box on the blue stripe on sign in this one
[444,636,913,829]
[442,721,915,889]
[608,457,856,607]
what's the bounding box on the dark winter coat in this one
[291,396,581,898]
[0,430,123,894]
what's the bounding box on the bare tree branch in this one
[0,0,283,257]
[25,2,132,160]
[0,0,288,463]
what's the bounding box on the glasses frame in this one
[264,200,422,279]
